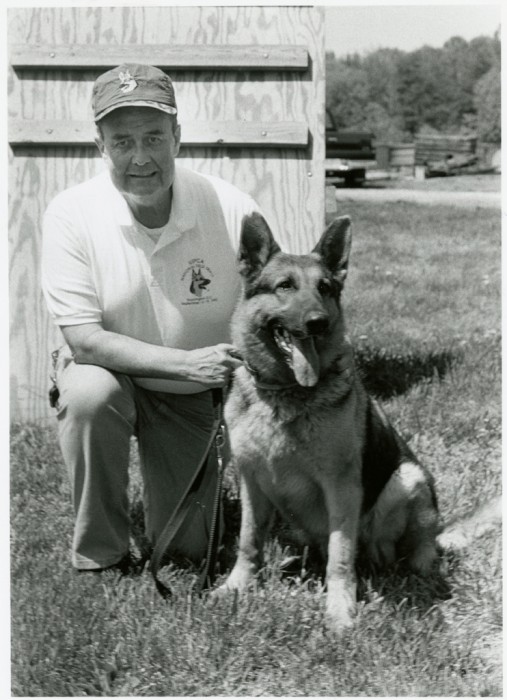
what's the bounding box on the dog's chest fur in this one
[225,370,364,539]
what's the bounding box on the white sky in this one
[325,2,502,57]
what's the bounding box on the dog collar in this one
[243,360,299,391]
[242,347,354,392]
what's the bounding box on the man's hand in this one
[61,323,244,387]
[184,344,243,387]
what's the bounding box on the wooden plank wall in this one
[8,6,325,421]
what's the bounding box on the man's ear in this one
[173,122,181,157]
[312,216,352,285]
[94,129,106,158]
[238,212,281,280]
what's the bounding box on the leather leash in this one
[150,388,226,599]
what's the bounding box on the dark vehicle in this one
[325,109,376,186]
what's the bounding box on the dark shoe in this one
[78,553,144,576]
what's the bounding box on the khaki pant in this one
[54,348,219,570]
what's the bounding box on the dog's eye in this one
[317,279,332,295]
[276,279,294,291]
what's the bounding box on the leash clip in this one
[215,422,226,472]
[48,349,61,408]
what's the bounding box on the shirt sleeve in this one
[41,203,103,326]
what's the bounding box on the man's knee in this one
[58,363,136,424]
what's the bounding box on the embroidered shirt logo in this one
[189,267,211,297]
[118,70,137,94]
[181,259,217,305]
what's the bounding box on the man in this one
[41,63,260,573]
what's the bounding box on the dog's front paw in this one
[326,579,357,635]
[208,578,242,603]
[213,565,257,598]
[326,597,356,635]
[209,582,234,601]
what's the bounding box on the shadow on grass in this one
[354,345,463,400]
[129,500,152,566]
[274,537,453,612]
[355,555,453,610]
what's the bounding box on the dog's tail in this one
[436,496,502,552]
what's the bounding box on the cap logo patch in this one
[118,70,137,94]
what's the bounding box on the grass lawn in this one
[10,200,501,696]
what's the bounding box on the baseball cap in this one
[92,63,178,122]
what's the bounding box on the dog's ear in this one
[238,212,281,279]
[313,216,352,285]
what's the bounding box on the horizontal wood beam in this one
[9,120,309,148]
[10,44,309,71]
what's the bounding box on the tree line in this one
[326,31,501,144]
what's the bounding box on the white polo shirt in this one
[41,165,259,393]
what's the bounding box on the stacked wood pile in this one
[415,134,477,166]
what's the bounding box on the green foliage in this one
[325,54,370,130]
[11,202,501,696]
[474,64,501,143]
[326,31,501,142]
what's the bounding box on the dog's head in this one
[233,212,352,388]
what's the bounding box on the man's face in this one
[95,107,181,202]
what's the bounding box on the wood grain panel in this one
[11,44,309,70]
[8,5,325,421]
[9,149,104,422]
[9,120,309,148]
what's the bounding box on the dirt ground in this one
[329,173,501,209]
[366,172,501,193]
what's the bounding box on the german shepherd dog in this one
[218,212,500,634]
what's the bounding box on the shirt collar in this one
[168,165,197,233]
[152,165,196,253]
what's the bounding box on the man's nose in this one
[132,144,150,166]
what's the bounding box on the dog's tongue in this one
[291,336,320,387]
